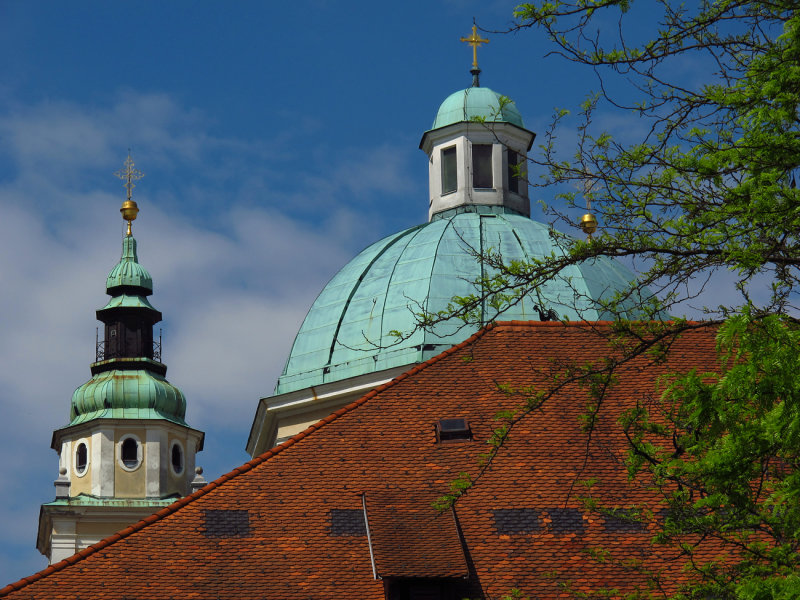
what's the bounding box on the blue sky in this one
[0,0,724,585]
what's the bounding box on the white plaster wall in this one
[146,428,166,497]
[91,427,115,497]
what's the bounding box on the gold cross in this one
[114,153,145,203]
[460,25,489,70]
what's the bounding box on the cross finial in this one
[114,152,145,203]
[460,24,489,74]
[114,152,144,236]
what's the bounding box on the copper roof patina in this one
[431,86,525,129]
[70,367,187,426]
[276,206,645,395]
[67,232,186,426]
[105,235,153,293]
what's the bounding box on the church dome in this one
[276,206,642,396]
[70,364,187,426]
[431,86,525,130]
[106,235,153,293]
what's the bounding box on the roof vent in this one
[329,509,367,536]
[202,509,251,538]
[436,418,471,442]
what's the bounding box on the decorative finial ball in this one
[580,213,598,236]
[59,467,67,475]
[195,466,203,475]
[120,200,139,223]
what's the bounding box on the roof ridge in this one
[0,321,498,597]
[492,319,706,328]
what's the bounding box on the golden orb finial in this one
[114,152,144,236]
[580,213,598,237]
[120,200,139,236]
[578,175,599,239]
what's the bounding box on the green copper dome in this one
[106,235,153,292]
[70,361,187,426]
[276,206,645,395]
[432,87,525,129]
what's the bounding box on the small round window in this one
[75,442,88,476]
[170,441,184,475]
[119,436,141,470]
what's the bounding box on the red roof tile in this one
[1,321,721,599]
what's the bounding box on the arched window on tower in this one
[171,442,184,475]
[75,442,88,475]
[121,437,140,469]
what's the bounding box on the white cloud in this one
[0,90,418,585]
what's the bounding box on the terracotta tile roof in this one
[1,321,720,599]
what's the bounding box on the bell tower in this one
[37,155,206,564]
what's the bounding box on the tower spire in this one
[460,23,489,87]
[114,152,144,235]
[38,165,204,564]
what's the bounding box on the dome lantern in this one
[419,39,536,222]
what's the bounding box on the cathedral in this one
[0,31,713,600]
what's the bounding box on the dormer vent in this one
[436,418,471,442]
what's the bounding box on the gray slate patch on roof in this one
[548,508,584,533]
[329,509,366,536]
[202,509,251,538]
[492,509,541,534]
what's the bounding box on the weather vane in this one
[460,23,489,86]
[114,152,144,236]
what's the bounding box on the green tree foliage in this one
[421,1,799,327]
[620,311,800,599]
[517,1,800,320]
[431,2,800,598]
